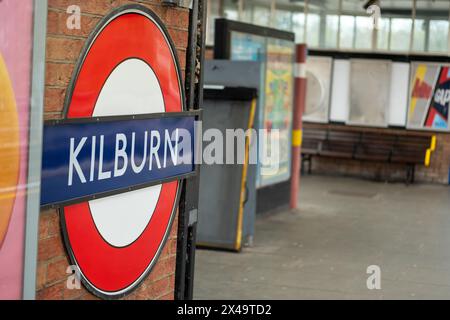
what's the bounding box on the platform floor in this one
[194,175,450,299]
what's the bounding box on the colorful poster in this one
[408,62,450,131]
[229,32,295,187]
[259,39,294,187]
[0,0,34,299]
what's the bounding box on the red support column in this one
[290,44,308,209]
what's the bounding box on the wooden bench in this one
[301,125,436,184]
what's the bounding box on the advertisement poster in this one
[0,0,34,299]
[260,39,294,187]
[230,32,294,187]
[408,62,450,131]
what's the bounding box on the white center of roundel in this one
[89,58,164,248]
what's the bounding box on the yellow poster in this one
[260,39,295,186]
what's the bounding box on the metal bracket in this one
[189,209,198,227]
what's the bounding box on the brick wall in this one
[37,0,190,300]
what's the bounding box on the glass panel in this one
[253,5,271,27]
[390,18,412,51]
[206,0,221,45]
[307,0,340,48]
[324,15,339,48]
[377,18,390,51]
[415,0,449,53]
[293,12,306,43]
[354,16,372,49]
[276,0,307,44]
[340,15,355,49]
[223,0,239,21]
[243,1,272,27]
[377,0,413,51]
[275,9,292,31]
[340,0,373,50]
[429,20,449,53]
[260,38,295,187]
[412,19,426,52]
[306,13,321,48]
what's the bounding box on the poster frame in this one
[406,61,450,132]
[22,0,47,300]
[214,18,296,188]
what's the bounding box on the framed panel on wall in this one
[0,0,46,299]
[329,59,350,123]
[348,59,392,127]
[389,62,410,127]
[407,62,450,131]
[214,19,296,188]
[304,56,333,123]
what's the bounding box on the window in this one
[275,9,292,31]
[252,5,271,27]
[324,15,339,48]
[205,0,450,55]
[354,16,372,49]
[293,12,306,43]
[429,20,449,53]
[306,13,320,48]
[390,18,412,51]
[412,19,426,52]
[340,15,355,49]
[206,0,221,45]
[223,0,238,21]
[376,18,390,51]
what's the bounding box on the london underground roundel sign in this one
[42,5,194,299]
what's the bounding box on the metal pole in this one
[290,44,307,210]
[175,0,199,300]
[175,0,207,300]
[23,0,47,300]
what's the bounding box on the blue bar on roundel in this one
[40,115,196,207]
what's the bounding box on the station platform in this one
[194,175,450,299]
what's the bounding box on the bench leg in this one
[301,155,312,175]
[405,165,415,185]
[301,156,305,175]
[308,156,312,175]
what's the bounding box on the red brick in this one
[46,36,84,62]
[36,263,47,291]
[38,214,50,240]
[168,28,189,48]
[159,292,175,300]
[166,8,190,30]
[46,257,70,284]
[38,234,65,262]
[37,282,64,300]
[47,211,61,237]
[139,277,170,299]
[45,62,74,87]
[45,87,66,113]
[148,255,176,282]
[47,10,100,38]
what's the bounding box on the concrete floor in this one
[194,175,450,299]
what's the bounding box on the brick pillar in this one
[37,0,189,300]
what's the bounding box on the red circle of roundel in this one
[60,6,184,298]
